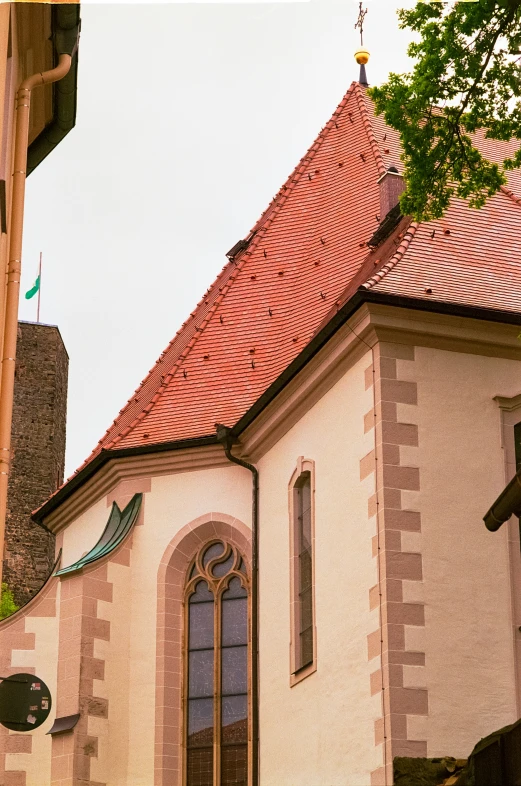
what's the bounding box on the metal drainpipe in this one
[216,423,259,786]
[0,53,74,589]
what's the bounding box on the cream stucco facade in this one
[0,305,520,785]
[400,345,521,757]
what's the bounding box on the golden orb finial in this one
[354,2,370,86]
[355,48,370,66]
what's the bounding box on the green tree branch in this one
[369,0,521,220]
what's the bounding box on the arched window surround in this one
[155,514,252,786]
[288,457,317,687]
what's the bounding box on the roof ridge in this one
[362,222,419,289]
[500,184,521,209]
[353,84,387,178]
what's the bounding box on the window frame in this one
[493,394,521,713]
[182,539,252,786]
[288,457,317,686]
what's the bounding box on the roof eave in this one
[34,292,521,526]
[26,4,80,176]
[360,290,521,325]
[233,290,521,440]
[31,434,218,525]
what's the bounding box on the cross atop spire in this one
[354,2,370,87]
[355,2,367,47]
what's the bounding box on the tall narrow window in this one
[289,458,316,683]
[185,541,249,786]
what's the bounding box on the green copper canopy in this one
[55,493,142,577]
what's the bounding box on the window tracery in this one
[185,540,249,786]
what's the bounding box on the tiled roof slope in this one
[360,91,521,312]
[361,91,521,197]
[57,83,521,493]
[363,189,521,311]
[82,82,384,456]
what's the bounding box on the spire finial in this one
[354,2,370,87]
[355,2,367,47]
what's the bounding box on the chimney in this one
[378,166,405,218]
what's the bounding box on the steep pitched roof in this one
[36,83,521,518]
[82,82,385,454]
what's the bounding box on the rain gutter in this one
[0,35,79,588]
[215,423,259,786]
[27,5,81,176]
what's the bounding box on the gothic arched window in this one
[185,540,249,786]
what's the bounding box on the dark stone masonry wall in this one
[3,321,68,606]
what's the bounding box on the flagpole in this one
[37,251,41,323]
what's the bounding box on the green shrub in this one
[0,582,19,620]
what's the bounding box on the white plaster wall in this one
[398,347,521,758]
[113,465,252,785]
[257,350,382,784]
[60,495,108,567]
[6,585,60,786]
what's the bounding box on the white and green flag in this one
[25,274,40,300]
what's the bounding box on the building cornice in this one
[239,302,521,461]
[494,393,521,412]
[37,442,229,534]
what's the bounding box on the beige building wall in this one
[4,314,521,784]
[398,345,521,757]
[0,573,59,786]
[1,464,252,785]
[8,597,60,786]
[67,465,251,785]
[257,350,383,784]
[60,495,109,568]
[125,467,252,784]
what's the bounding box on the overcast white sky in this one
[19,1,415,477]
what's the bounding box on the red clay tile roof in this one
[40,83,521,509]
[363,188,521,312]
[82,82,384,456]
[359,91,521,312]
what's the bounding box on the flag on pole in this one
[25,253,42,322]
[25,274,40,300]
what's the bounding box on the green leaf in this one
[368,0,521,221]
[0,582,19,620]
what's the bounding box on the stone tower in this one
[3,321,68,606]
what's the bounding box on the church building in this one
[0,69,520,786]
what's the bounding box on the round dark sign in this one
[0,673,52,731]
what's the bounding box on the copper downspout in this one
[216,424,259,786]
[0,54,73,589]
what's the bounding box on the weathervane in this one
[354,2,370,87]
